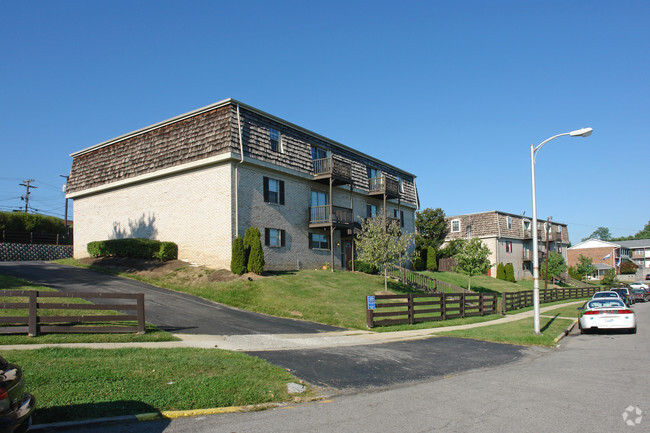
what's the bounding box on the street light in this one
[530,127,593,334]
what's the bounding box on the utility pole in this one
[19,179,37,213]
[60,175,69,226]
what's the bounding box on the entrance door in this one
[344,240,353,270]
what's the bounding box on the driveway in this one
[0,261,342,335]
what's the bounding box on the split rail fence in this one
[0,290,145,336]
[366,292,498,328]
[389,266,470,294]
[501,287,598,313]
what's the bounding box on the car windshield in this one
[587,300,625,309]
[593,292,618,298]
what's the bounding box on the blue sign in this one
[367,295,376,310]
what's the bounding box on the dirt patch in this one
[77,257,264,284]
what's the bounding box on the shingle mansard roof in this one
[66,98,418,206]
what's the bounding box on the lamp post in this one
[531,127,592,334]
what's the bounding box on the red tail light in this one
[618,309,633,314]
[584,311,600,315]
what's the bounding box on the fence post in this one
[366,308,374,328]
[28,291,38,337]
[408,294,414,325]
[501,293,506,314]
[441,294,446,321]
[460,293,465,318]
[136,294,146,334]
[479,293,484,316]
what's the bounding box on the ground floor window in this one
[309,233,330,250]
[265,228,285,247]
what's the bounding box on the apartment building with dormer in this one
[442,210,569,280]
[66,99,418,270]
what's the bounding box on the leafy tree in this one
[247,235,265,274]
[243,227,261,266]
[230,236,246,275]
[355,215,415,290]
[619,258,638,275]
[582,226,612,242]
[575,255,597,282]
[540,251,567,282]
[496,263,506,280]
[633,221,650,239]
[438,239,464,259]
[601,268,618,288]
[426,246,437,271]
[453,238,492,291]
[568,266,582,281]
[505,263,515,282]
[415,208,448,251]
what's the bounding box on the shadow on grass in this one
[34,400,171,428]
[540,314,559,333]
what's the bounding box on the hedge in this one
[0,211,68,234]
[87,238,178,261]
[350,260,378,274]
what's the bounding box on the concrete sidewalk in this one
[0,302,582,352]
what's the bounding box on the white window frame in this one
[451,219,461,233]
[505,241,513,253]
[269,128,283,153]
[507,216,512,230]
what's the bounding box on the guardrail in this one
[0,290,145,336]
[366,292,498,328]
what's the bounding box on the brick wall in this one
[0,243,72,261]
[567,246,617,268]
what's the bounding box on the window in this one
[367,204,377,218]
[451,219,460,232]
[269,128,282,153]
[311,146,328,160]
[265,228,285,247]
[505,241,512,253]
[367,166,380,179]
[311,190,328,206]
[507,216,512,230]
[557,225,562,233]
[309,233,330,250]
[393,209,405,227]
[396,175,404,193]
[263,177,285,205]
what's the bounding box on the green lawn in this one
[0,274,177,344]
[7,347,308,425]
[419,271,528,294]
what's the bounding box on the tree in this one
[247,235,265,274]
[438,238,464,259]
[620,258,638,275]
[415,208,448,251]
[575,254,597,282]
[505,263,515,282]
[601,268,618,288]
[230,236,246,275]
[582,226,612,242]
[355,216,415,291]
[243,227,261,266]
[426,246,437,271]
[633,221,650,239]
[496,263,506,280]
[541,251,567,282]
[453,238,492,291]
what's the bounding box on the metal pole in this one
[531,144,541,335]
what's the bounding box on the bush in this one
[230,236,246,275]
[87,238,178,261]
[0,211,68,234]
[350,260,378,274]
[426,246,437,271]
[243,227,261,266]
[496,263,505,280]
[568,266,582,281]
[247,237,265,274]
[505,263,515,282]
[412,256,424,271]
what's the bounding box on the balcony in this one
[368,176,400,199]
[523,250,533,261]
[309,205,354,228]
[522,229,533,239]
[312,157,352,186]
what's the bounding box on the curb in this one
[30,402,283,431]
[554,319,578,344]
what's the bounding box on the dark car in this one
[630,288,646,303]
[646,273,650,280]
[0,356,35,433]
[611,288,633,306]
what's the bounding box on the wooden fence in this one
[366,292,498,328]
[437,257,457,272]
[0,290,145,336]
[1,230,72,246]
[389,266,470,294]
[501,287,598,313]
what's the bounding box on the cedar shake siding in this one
[67,98,417,270]
[443,211,570,280]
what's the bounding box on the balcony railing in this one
[312,157,352,183]
[309,205,354,227]
[523,250,533,261]
[523,229,533,239]
[368,176,400,198]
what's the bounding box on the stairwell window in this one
[393,209,405,227]
[367,204,377,218]
[264,177,285,205]
[506,241,512,253]
[451,219,460,232]
[265,228,285,247]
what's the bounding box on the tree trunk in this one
[384,264,388,291]
[468,274,472,291]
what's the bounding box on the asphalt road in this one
[0,261,341,335]
[48,303,650,433]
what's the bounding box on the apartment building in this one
[443,211,569,280]
[568,238,649,278]
[66,99,418,270]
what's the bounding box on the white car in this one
[579,298,636,334]
[591,291,623,300]
[629,281,649,290]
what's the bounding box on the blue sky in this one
[1,0,648,242]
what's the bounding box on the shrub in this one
[568,266,582,281]
[412,256,424,271]
[505,263,515,282]
[230,236,246,275]
[0,211,68,234]
[247,236,265,274]
[350,260,378,274]
[87,238,177,261]
[496,263,506,280]
[426,246,437,271]
[419,248,427,270]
